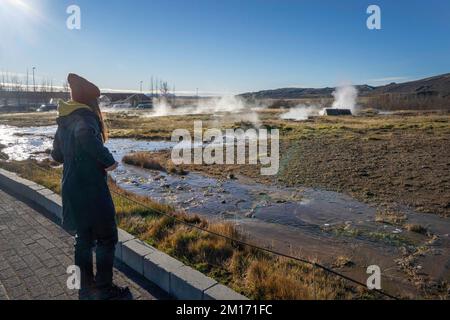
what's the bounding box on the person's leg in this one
[74,228,95,292]
[92,220,130,300]
[93,221,118,288]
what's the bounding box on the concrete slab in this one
[37,188,54,197]
[204,283,249,300]
[115,229,135,259]
[143,250,184,293]
[122,239,156,274]
[170,265,217,300]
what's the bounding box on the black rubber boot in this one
[78,282,98,300]
[96,284,131,300]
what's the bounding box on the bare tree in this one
[0,72,4,92]
[10,75,23,91]
[10,75,24,105]
[40,79,47,93]
[62,81,69,93]
[160,81,170,97]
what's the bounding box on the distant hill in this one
[239,73,450,100]
[370,73,450,98]
[239,85,375,99]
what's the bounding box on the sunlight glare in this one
[5,0,30,10]
[0,0,46,51]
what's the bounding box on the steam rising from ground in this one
[153,95,247,116]
[280,105,322,121]
[332,84,358,113]
[102,94,264,126]
[151,96,263,126]
[103,83,359,124]
[280,83,359,121]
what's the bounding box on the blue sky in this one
[1,0,449,95]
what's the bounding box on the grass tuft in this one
[405,224,428,235]
[123,152,188,175]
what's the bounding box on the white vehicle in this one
[111,103,132,109]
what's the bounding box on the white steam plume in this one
[149,95,264,127]
[280,82,359,121]
[280,104,322,121]
[332,84,358,113]
[152,95,246,116]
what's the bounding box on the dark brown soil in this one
[279,133,450,217]
[123,115,450,217]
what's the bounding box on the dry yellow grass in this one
[122,152,165,171]
[405,224,428,235]
[0,159,62,194]
[375,209,408,226]
[123,152,188,175]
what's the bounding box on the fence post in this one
[313,263,317,300]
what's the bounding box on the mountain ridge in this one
[239,73,450,100]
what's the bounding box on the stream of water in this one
[0,124,385,229]
[1,124,449,234]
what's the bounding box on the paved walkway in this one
[0,188,168,300]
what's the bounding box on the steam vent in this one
[324,108,352,116]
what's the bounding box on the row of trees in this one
[148,76,175,97]
[0,72,69,93]
[1,71,178,97]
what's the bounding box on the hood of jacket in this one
[58,100,92,117]
[56,100,95,128]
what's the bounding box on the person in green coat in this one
[51,73,129,300]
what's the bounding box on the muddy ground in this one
[279,132,450,217]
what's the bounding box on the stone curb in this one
[0,168,248,300]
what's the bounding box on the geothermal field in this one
[0,81,449,299]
